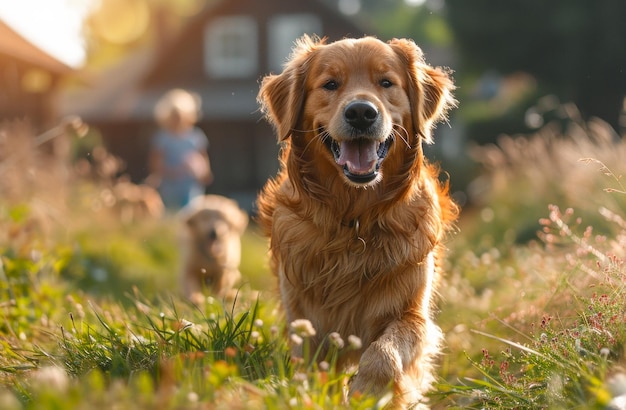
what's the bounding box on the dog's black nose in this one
[207,229,217,241]
[344,100,378,131]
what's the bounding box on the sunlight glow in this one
[0,0,95,67]
[90,0,149,45]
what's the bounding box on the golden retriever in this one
[256,35,458,408]
[178,195,248,299]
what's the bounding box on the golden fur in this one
[178,195,248,299]
[256,36,458,408]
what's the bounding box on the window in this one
[204,16,258,78]
[268,14,322,73]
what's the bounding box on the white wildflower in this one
[293,372,307,383]
[187,392,199,403]
[130,334,149,347]
[176,319,203,337]
[290,319,316,338]
[179,318,194,330]
[290,333,303,346]
[608,395,626,410]
[600,347,611,359]
[347,335,362,350]
[608,373,626,396]
[33,366,69,392]
[329,332,344,349]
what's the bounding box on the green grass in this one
[1,113,626,409]
[435,205,626,408]
[4,199,625,409]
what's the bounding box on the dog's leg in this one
[213,269,241,298]
[182,267,202,299]
[349,314,441,409]
[278,265,312,358]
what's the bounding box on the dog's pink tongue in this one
[336,140,378,174]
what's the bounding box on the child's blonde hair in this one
[154,89,202,131]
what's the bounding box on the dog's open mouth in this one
[324,136,393,184]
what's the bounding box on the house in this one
[0,19,73,129]
[63,0,367,209]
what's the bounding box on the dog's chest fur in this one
[263,177,443,347]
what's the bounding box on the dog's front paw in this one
[349,341,428,408]
[349,341,400,398]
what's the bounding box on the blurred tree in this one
[327,0,452,47]
[445,0,626,131]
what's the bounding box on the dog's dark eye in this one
[323,80,339,90]
[380,79,393,88]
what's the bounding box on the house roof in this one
[0,20,72,74]
[62,48,158,121]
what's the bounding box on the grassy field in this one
[1,114,625,409]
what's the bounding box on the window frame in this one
[204,15,259,79]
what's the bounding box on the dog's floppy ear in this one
[258,35,321,141]
[228,208,249,235]
[389,38,456,144]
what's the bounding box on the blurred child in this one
[148,89,213,209]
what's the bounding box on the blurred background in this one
[2,3,626,407]
[0,0,625,227]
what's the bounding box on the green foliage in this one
[58,217,179,301]
[56,293,285,381]
[357,1,453,47]
[238,225,275,291]
[445,0,626,129]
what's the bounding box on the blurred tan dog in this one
[178,195,248,298]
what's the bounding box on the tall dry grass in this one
[436,103,626,408]
[460,102,625,249]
